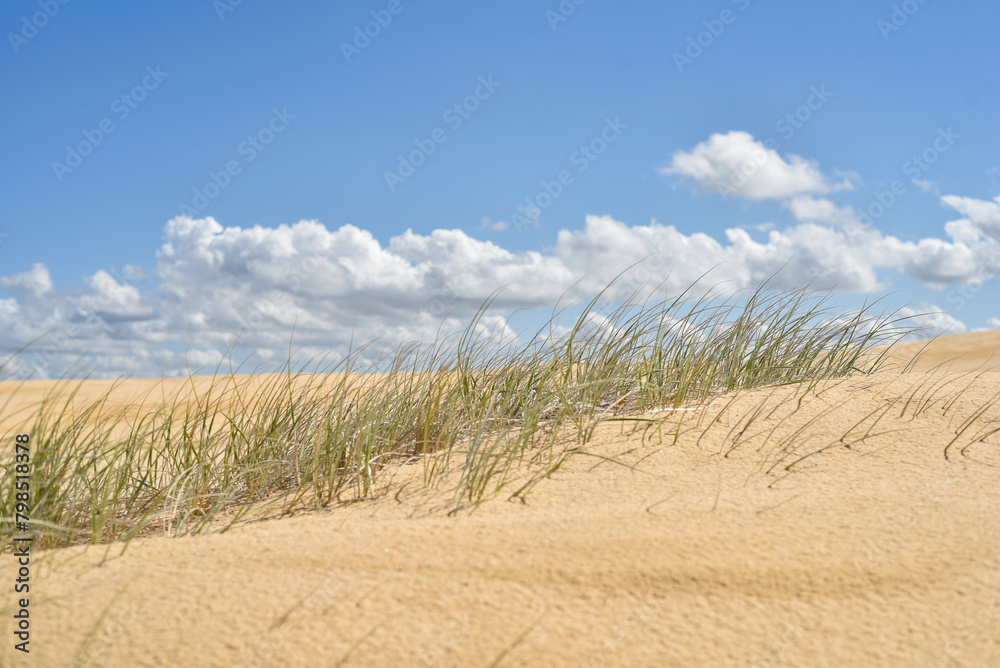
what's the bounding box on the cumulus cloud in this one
[0,263,53,299]
[784,196,860,228]
[941,193,1000,243]
[1,211,996,379]
[10,127,1000,380]
[4,208,999,380]
[898,304,967,338]
[657,131,1000,289]
[557,215,885,293]
[82,271,154,322]
[661,131,867,235]
[0,217,585,379]
[662,131,856,201]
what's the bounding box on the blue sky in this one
[2,0,999,378]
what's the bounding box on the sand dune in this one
[885,330,1000,373]
[2,332,999,666]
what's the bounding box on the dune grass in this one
[0,278,916,549]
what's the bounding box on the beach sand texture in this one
[1,331,998,667]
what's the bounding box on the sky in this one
[1,0,999,379]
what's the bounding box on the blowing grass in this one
[0,278,914,549]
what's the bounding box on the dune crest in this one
[2,333,999,667]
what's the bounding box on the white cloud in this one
[898,304,967,338]
[485,206,540,233]
[662,131,855,201]
[0,263,53,299]
[0,217,584,379]
[941,193,1000,243]
[557,215,884,294]
[536,312,628,353]
[1,212,997,379]
[944,218,984,245]
[987,317,1000,329]
[21,120,1000,382]
[784,196,860,228]
[2,199,1000,378]
[81,271,154,322]
[480,217,509,232]
[942,193,1000,225]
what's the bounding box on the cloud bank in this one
[3,133,998,379]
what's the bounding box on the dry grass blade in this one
[0,274,918,548]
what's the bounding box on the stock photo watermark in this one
[213,0,245,21]
[381,278,467,352]
[222,240,467,364]
[222,241,343,351]
[504,117,628,232]
[545,0,588,31]
[946,253,1000,311]
[384,75,502,192]
[7,0,72,54]
[10,431,33,655]
[178,107,295,217]
[2,265,145,380]
[51,66,170,182]
[774,85,834,141]
[340,0,412,64]
[715,85,834,202]
[673,0,752,73]
[855,126,958,228]
[877,0,933,40]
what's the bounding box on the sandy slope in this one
[2,333,999,667]
[884,330,1000,373]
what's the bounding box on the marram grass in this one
[0,278,915,549]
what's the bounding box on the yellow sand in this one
[1,332,998,666]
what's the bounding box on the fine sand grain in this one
[1,332,998,666]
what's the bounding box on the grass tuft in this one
[1,277,916,549]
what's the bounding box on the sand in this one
[2,332,999,666]
[884,330,1000,373]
